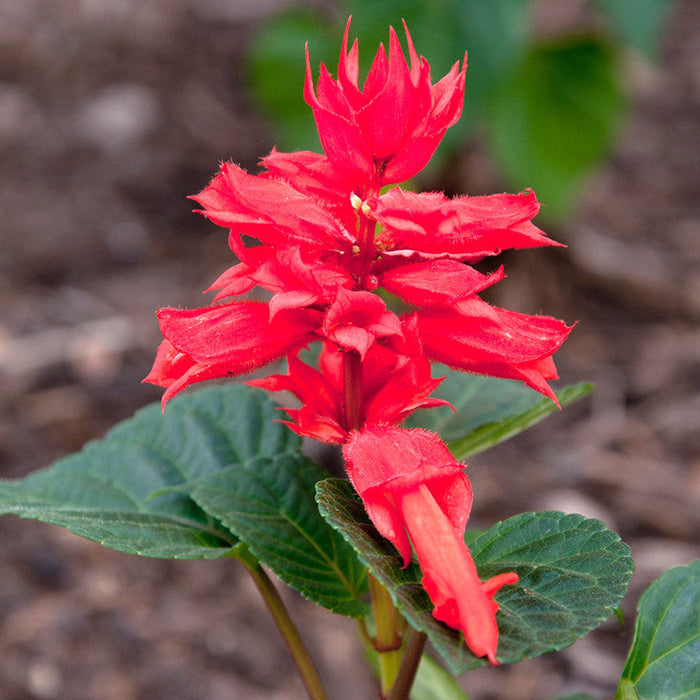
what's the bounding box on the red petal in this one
[143,339,195,389]
[260,149,353,217]
[322,288,403,359]
[377,188,562,259]
[157,302,320,366]
[192,162,352,250]
[342,426,468,511]
[395,484,516,664]
[417,302,572,401]
[380,259,504,306]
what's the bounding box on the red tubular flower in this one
[417,298,572,403]
[322,287,403,360]
[145,303,322,408]
[304,18,467,188]
[374,187,562,261]
[343,425,518,664]
[191,161,355,253]
[250,316,450,443]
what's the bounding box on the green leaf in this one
[404,367,592,459]
[412,653,470,699]
[247,9,329,152]
[0,384,301,559]
[190,454,369,617]
[316,479,633,675]
[594,0,677,59]
[453,0,531,125]
[449,382,593,460]
[618,561,700,700]
[488,35,625,220]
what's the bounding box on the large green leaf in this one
[404,367,592,459]
[617,561,700,700]
[316,479,633,675]
[0,385,300,559]
[190,454,369,617]
[488,35,625,220]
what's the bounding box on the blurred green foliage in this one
[247,0,675,221]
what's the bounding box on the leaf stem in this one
[387,631,427,700]
[229,545,329,700]
[369,574,404,697]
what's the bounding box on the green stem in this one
[387,631,427,700]
[229,545,329,700]
[614,680,640,700]
[369,574,404,697]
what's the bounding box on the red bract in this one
[144,303,321,408]
[304,18,467,189]
[343,425,518,664]
[374,187,561,260]
[417,298,571,403]
[249,316,449,444]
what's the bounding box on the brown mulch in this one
[0,1,697,698]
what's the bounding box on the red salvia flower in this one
[304,18,467,190]
[343,425,518,664]
[145,19,570,666]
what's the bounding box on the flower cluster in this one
[145,19,571,665]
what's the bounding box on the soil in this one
[0,1,697,699]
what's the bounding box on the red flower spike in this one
[343,425,518,663]
[305,18,467,188]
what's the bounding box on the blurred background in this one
[0,0,697,698]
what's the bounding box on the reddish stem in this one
[343,349,364,432]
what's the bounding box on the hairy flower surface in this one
[147,151,570,411]
[343,425,518,663]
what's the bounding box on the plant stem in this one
[387,631,427,700]
[369,574,404,697]
[229,545,329,700]
[343,348,364,432]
